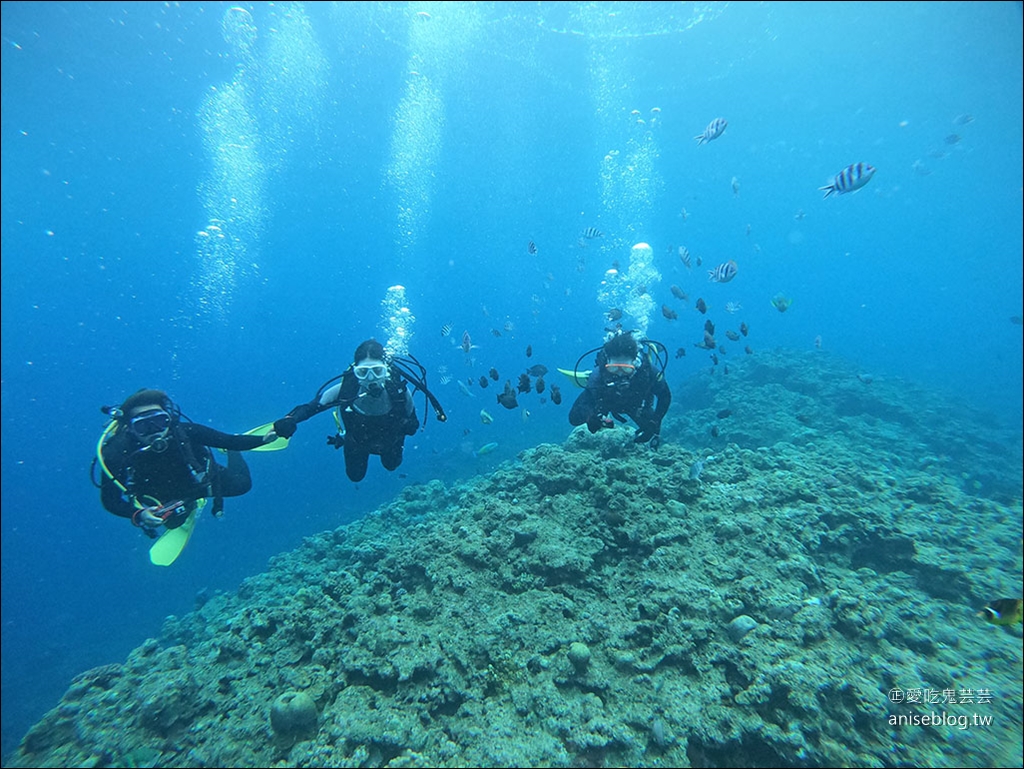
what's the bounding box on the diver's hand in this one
[273,416,297,439]
[634,418,661,445]
[133,506,165,528]
[262,430,279,444]
[327,433,345,449]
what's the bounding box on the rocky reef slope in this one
[8,351,1023,768]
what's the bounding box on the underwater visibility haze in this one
[1,2,1022,767]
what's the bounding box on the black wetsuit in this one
[280,368,419,482]
[568,354,671,442]
[100,423,264,525]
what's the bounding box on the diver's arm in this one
[185,423,267,451]
[651,375,672,423]
[273,379,352,438]
[568,388,601,428]
[395,384,419,436]
[100,474,137,519]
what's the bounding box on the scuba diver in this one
[272,339,446,482]
[95,388,278,535]
[568,330,671,448]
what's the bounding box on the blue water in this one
[2,1,1021,758]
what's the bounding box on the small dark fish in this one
[478,375,489,388]
[710,425,720,437]
[723,364,730,375]
[606,308,623,321]
[535,376,546,394]
[670,284,688,301]
[490,328,502,337]
[704,319,715,335]
[636,284,647,297]
[581,226,603,239]
[944,133,961,145]
[1011,316,1023,325]
[716,409,732,419]
[695,331,715,350]
[662,304,678,320]
[525,345,533,358]
[696,255,703,267]
[497,382,518,410]
[725,330,740,341]
[739,322,749,337]
[953,113,974,126]
[527,240,537,255]
[771,294,793,313]
[517,373,532,394]
[696,298,707,314]
[744,345,753,355]
[489,367,500,381]
[526,364,548,376]
[718,345,727,354]
[440,323,453,337]
[675,347,686,359]
[708,260,738,283]
[549,384,562,405]
[711,354,719,366]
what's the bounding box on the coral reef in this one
[7,350,1022,768]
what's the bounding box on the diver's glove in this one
[273,416,297,439]
[634,417,662,445]
[327,433,345,449]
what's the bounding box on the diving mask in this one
[130,409,171,440]
[353,363,388,382]
[604,362,636,379]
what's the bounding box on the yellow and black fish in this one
[978,598,1023,626]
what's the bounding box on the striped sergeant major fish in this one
[707,259,738,283]
[694,117,727,145]
[581,227,603,239]
[819,163,876,199]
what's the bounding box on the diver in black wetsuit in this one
[568,331,671,447]
[272,339,446,482]
[97,388,276,534]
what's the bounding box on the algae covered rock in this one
[270,690,318,740]
[567,641,592,672]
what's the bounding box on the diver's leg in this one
[216,451,253,497]
[343,440,370,482]
[380,439,404,472]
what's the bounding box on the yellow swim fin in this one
[149,504,202,566]
[557,367,592,388]
[244,421,290,451]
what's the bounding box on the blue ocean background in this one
[1,1,1021,759]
